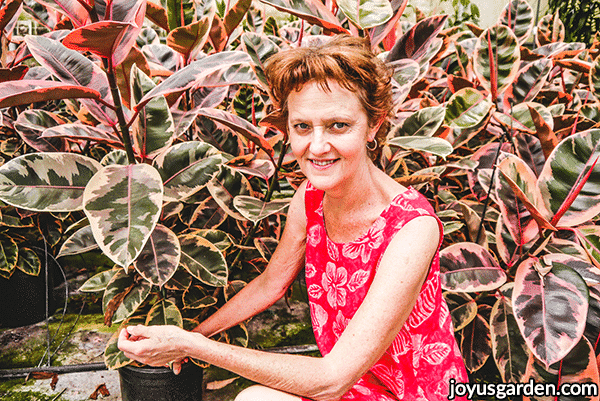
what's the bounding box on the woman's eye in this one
[332,122,348,130]
[294,123,309,130]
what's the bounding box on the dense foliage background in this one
[0,0,599,397]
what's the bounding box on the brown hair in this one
[263,35,393,157]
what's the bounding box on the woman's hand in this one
[117,325,198,374]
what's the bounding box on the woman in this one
[118,35,469,400]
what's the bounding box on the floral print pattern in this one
[302,182,468,401]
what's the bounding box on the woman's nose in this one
[309,129,330,155]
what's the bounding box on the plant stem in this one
[231,142,289,269]
[106,59,137,164]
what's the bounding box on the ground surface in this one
[0,283,316,401]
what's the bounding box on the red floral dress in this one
[302,182,468,400]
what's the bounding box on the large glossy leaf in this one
[490,283,530,383]
[460,305,492,373]
[223,0,252,35]
[62,21,135,63]
[196,108,274,159]
[443,292,477,332]
[514,132,545,177]
[166,0,196,30]
[473,24,520,101]
[386,15,448,62]
[79,269,118,293]
[134,225,180,288]
[206,165,252,220]
[16,248,40,276]
[35,0,90,28]
[134,51,256,111]
[233,195,290,223]
[241,32,280,89]
[0,153,102,212]
[167,17,211,61]
[190,196,228,229]
[183,285,217,309]
[538,129,600,227]
[146,299,183,327]
[130,65,175,159]
[336,0,392,29]
[0,80,104,110]
[58,225,99,258]
[498,0,534,44]
[83,164,163,267]
[501,58,552,112]
[103,270,153,325]
[494,102,553,133]
[24,36,116,125]
[513,257,589,367]
[535,12,565,47]
[541,253,600,288]
[258,0,348,34]
[14,109,67,152]
[445,88,493,129]
[178,231,227,287]
[392,106,445,137]
[439,242,506,292]
[369,0,409,51]
[106,0,146,67]
[41,124,122,147]
[387,136,453,159]
[153,141,226,202]
[495,155,548,245]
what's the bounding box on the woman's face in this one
[287,80,377,194]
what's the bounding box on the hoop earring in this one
[366,139,378,151]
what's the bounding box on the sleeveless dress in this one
[302,182,468,400]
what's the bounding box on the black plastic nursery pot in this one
[119,362,204,401]
[0,266,55,329]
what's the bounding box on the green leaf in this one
[103,270,153,324]
[233,196,290,223]
[576,226,600,270]
[498,0,534,44]
[538,129,600,227]
[16,248,40,276]
[179,231,228,287]
[183,285,217,309]
[0,235,17,277]
[445,88,493,129]
[513,257,589,368]
[83,164,163,267]
[58,225,99,258]
[166,0,196,30]
[473,24,521,100]
[146,299,183,327]
[0,153,102,212]
[153,141,226,202]
[387,136,453,159]
[393,106,446,137]
[104,328,134,370]
[207,165,252,221]
[336,0,393,29]
[490,283,530,383]
[79,269,118,292]
[134,225,180,288]
[130,65,175,159]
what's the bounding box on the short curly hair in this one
[263,35,393,157]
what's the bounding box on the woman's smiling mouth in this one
[310,159,339,167]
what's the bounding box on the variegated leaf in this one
[134,225,180,288]
[146,299,183,327]
[446,88,493,130]
[14,109,67,153]
[257,0,347,34]
[535,12,565,47]
[386,15,448,62]
[130,65,175,159]
[179,231,228,287]
[233,196,290,223]
[537,129,600,227]
[495,102,553,134]
[473,24,521,101]
[392,106,445,137]
[254,237,278,262]
[207,165,252,221]
[83,164,163,267]
[460,305,492,373]
[79,269,118,293]
[241,32,281,88]
[490,283,529,383]
[541,253,600,287]
[387,136,453,159]
[41,124,122,147]
[498,0,534,44]
[190,196,228,229]
[183,285,217,309]
[101,150,129,166]
[16,248,40,276]
[104,327,134,370]
[58,225,99,258]
[513,257,588,367]
[189,229,233,252]
[576,226,600,270]
[153,141,226,202]
[0,153,102,212]
[443,292,477,332]
[103,270,153,325]
[336,0,392,29]
[439,242,506,292]
[501,58,552,112]
[0,235,17,278]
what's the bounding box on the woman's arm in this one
[195,180,309,338]
[119,215,439,401]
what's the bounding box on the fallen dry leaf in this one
[205,376,238,390]
[89,383,110,399]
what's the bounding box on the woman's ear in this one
[368,118,385,141]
